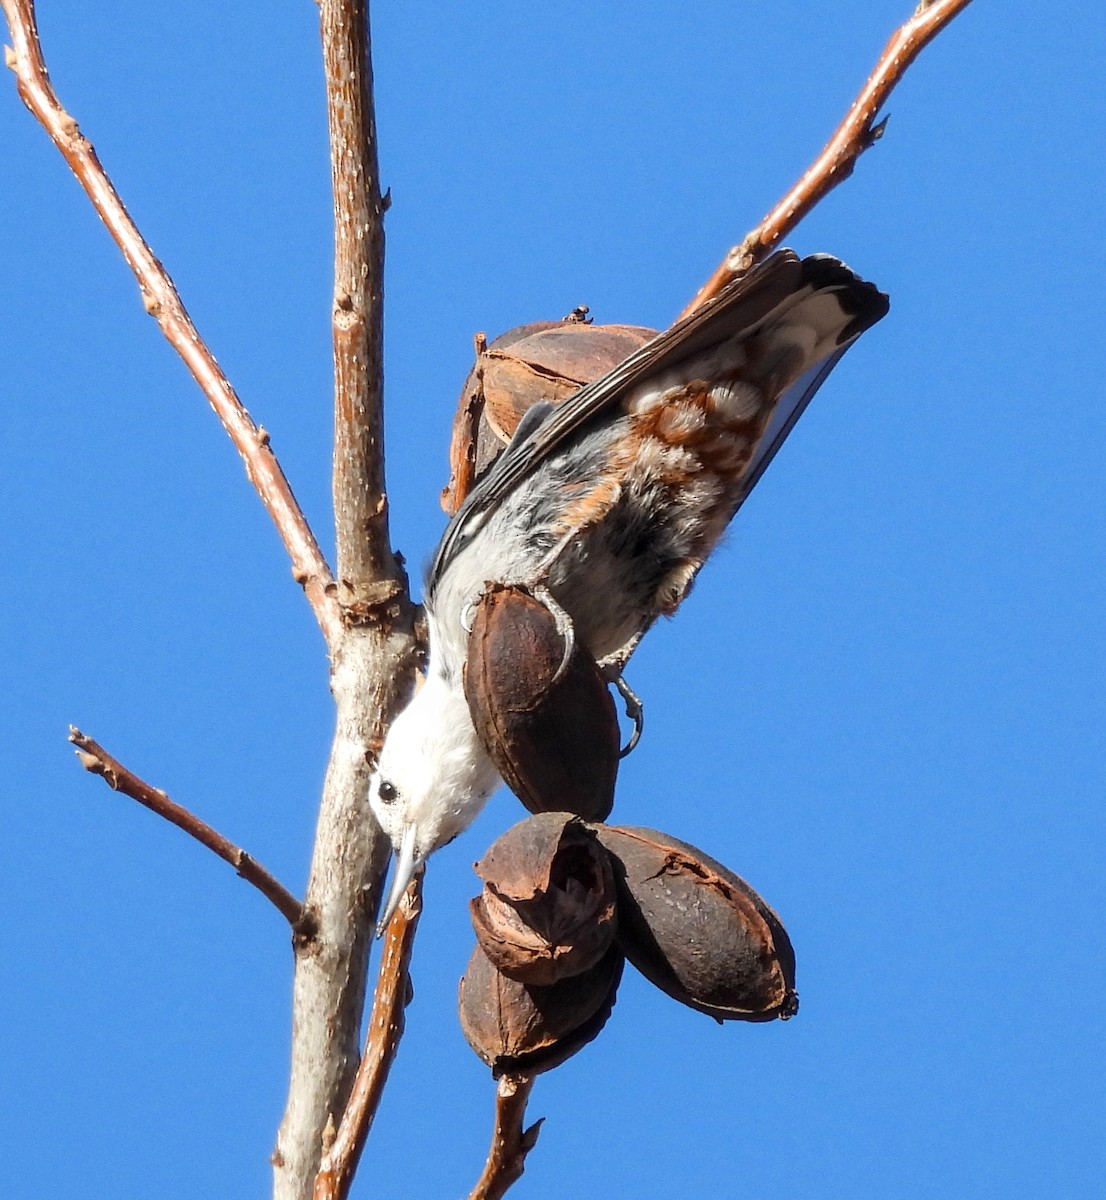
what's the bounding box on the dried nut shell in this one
[481,323,657,443]
[465,584,619,821]
[458,941,624,1078]
[596,825,798,1023]
[471,813,617,985]
[443,322,656,513]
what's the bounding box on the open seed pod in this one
[471,813,617,985]
[459,941,624,1078]
[596,825,798,1023]
[464,584,619,821]
[442,320,656,513]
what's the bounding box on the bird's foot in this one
[600,666,644,757]
[531,583,577,686]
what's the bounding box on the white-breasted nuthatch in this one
[370,250,888,930]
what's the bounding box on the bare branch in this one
[321,0,400,604]
[313,874,422,1200]
[1,0,343,649]
[467,1075,541,1200]
[271,647,403,1200]
[678,0,975,319]
[68,727,305,928]
[271,2,419,1194]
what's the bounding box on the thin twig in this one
[678,0,975,319]
[313,874,423,1200]
[321,0,403,609]
[467,1075,541,1200]
[68,727,305,928]
[1,0,343,649]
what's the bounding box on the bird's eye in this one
[377,780,398,805]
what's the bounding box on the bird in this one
[369,250,889,931]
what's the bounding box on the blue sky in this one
[2,2,1104,1197]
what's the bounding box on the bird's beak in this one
[376,821,419,938]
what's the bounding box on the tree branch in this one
[272,3,419,1197]
[467,1075,541,1200]
[313,874,422,1200]
[678,0,975,319]
[0,0,343,649]
[68,727,305,928]
[322,0,399,604]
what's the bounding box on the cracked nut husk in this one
[471,813,617,985]
[458,940,624,1077]
[464,584,619,821]
[596,825,798,1023]
[443,321,656,514]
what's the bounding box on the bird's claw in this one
[611,672,644,757]
[531,584,576,686]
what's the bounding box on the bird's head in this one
[369,671,500,934]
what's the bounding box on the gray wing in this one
[428,250,886,592]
